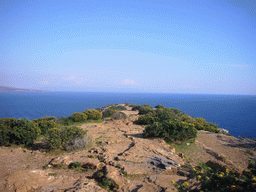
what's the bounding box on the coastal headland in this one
[0,104,255,191]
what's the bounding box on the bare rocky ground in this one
[0,104,255,192]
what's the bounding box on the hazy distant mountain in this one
[0,86,54,92]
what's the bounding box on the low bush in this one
[125,102,131,106]
[0,118,41,146]
[83,109,102,120]
[0,118,17,146]
[103,109,118,118]
[138,105,153,115]
[188,159,256,192]
[137,113,157,125]
[70,112,88,122]
[32,117,57,135]
[155,104,165,109]
[68,161,82,169]
[64,136,88,151]
[45,125,88,150]
[132,104,153,114]
[131,104,141,111]
[194,117,220,133]
[143,120,197,143]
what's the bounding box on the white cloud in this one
[123,79,139,85]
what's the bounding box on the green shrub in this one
[45,125,87,150]
[45,127,61,149]
[155,108,180,122]
[125,102,131,106]
[190,159,256,192]
[131,104,141,111]
[138,105,153,115]
[155,105,165,109]
[143,120,197,143]
[194,117,219,133]
[0,118,17,146]
[104,109,118,118]
[83,109,102,120]
[70,112,88,122]
[0,118,41,146]
[68,161,82,169]
[32,117,57,135]
[181,115,195,123]
[137,113,157,125]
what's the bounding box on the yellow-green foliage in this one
[137,113,156,125]
[0,118,16,145]
[70,112,88,122]
[45,127,61,149]
[189,159,256,192]
[83,109,102,120]
[194,117,219,133]
[32,117,57,135]
[45,125,87,150]
[0,118,41,146]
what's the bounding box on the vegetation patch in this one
[108,105,127,111]
[48,173,57,177]
[83,109,102,120]
[95,170,118,190]
[44,125,88,150]
[0,118,41,146]
[68,161,82,169]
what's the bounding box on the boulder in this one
[148,156,180,170]
[49,156,72,166]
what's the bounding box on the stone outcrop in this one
[49,156,72,166]
[81,158,102,170]
[147,156,180,170]
[104,165,125,189]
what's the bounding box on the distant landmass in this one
[0,86,54,92]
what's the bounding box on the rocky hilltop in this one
[0,104,255,191]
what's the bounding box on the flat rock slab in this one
[148,156,180,170]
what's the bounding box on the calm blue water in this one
[0,91,255,139]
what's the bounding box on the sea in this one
[0,91,255,139]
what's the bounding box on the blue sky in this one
[1,0,255,95]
